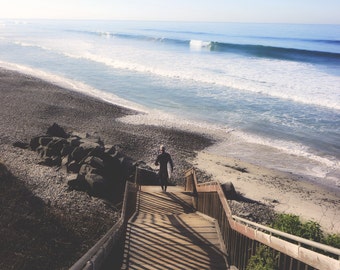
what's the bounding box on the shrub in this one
[300,220,322,242]
[322,234,340,249]
[271,213,302,236]
[246,213,340,268]
[246,245,278,270]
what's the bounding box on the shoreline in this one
[0,67,339,234]
[191,151,340,233]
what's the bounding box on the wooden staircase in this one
[120,186,228,269]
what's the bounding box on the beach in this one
[0,64,339,234]
[0,68,213,269]
[192,151,340,233]
[0,66,339,269]
[0,67,339,236]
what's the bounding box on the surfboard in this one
[167,162,172,179]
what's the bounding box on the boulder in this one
[221,182,238,200]
[105,145,117,155]
[67,136,81,147]
[78,164,98,177]
[85,173,106,196]
[46,123,68,138]
[30,136,42,151]
[38,156,61,167]
[68,177,89,191]
[36,145,46,158]
[84,156,104,170]
[46,138,68,155]
[133,161,158,185]
[70,147,87,163]
[12,141,29,149]
[67,160,81,173]
[102,155,123,181]
[39,136,54,146]
[61,144,74,157]
[26,123,136,200]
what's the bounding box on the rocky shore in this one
[0,68,212,269]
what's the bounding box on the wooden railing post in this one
[69,175,139,270]
[185,167,340,270]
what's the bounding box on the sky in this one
[0,0,339,24]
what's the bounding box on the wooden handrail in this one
[70,169,139,270]
[185,167,340,270]
[233,215,340,257]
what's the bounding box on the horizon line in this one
[1,17,340,26]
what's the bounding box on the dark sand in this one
[0,68,212,269]
[0,68,211,167]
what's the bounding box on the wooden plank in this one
[121,186,227,269]
[125,236,222,247]
[122,242,226,269]
[125,229,222,244]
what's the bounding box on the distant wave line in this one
[139,28,340,46]
[209,42,340,63]
[69,29,340,64]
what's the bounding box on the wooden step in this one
[120,185,228,269]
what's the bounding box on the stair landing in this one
[121,186,227,269]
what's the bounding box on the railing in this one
[184,167,340,270]
[69,170,139,270]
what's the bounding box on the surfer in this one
[155,145,174,192]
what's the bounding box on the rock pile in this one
[15,123,134,201]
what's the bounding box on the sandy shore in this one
[191,151,340,233]
[1,67,339,237]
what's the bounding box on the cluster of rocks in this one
[14,123,134,201]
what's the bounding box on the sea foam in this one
[7,38,340,110]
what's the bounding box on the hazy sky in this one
[0,0,339,24]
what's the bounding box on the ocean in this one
[0,20,339,190]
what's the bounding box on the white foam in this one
[8,37,340,111]
[67,49,340,111]
[190,40,211,50]
[205,131,340,188]
[234,131,339,168]
[119,110,339,172]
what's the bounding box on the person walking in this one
[155,145,173,192]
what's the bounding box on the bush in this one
[246,213,340,269]
[271,213,336,245]
[246,245,278,270]
[300,220,322,242]
[322,234,340,249]
[271,213,301,235]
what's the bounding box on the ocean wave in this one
[209,42,340,64]
[69,29,340,64]
[67,29,187,45]
[245,34,340,46]
[189,40,212,50]
[7,39,340,111]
